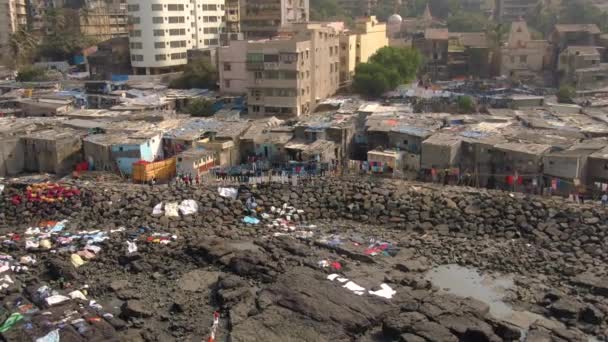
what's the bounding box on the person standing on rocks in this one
[601,192,607,207]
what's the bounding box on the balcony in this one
[246,62,264,71]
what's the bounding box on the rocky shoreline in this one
[0,177,606,341]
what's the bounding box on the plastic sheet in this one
[178,200,198,216]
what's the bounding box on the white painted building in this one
[126,0,225,75]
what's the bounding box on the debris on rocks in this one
[0,178,604,341]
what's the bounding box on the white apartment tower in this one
[127,0,225,75]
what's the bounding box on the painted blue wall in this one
[116,157,139,175]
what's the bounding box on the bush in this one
[187,98,215,117]
[556,85,576,103]
[16,66,49,82]
[457,95,475,113]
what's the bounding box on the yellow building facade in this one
[339,16,389,85]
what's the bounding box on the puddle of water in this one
[425,264,514,318]
[425,264,598,342]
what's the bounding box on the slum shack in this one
[21,129,84,175]
[420,133,463,172]
[176,149,217,177]
[493,142,552,192]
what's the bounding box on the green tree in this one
[187,98,215,117]
[37,8,97,61]
[16,66,50,82]
[457,95,475,113]
[353,47,422,97]
[556,85,576,103]
[486,23,508,76]
[170,59,218,89]
[8,28,37,67]
[369,46,422,82]
[353,63,400,97]
[447,12,490,32]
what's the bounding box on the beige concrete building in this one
[501,20,548,83]
[76,0,129,42]
[240,23,340,116]
[219,40,248,94]
[0,0,27,62]
[496,0,539,22]
[239,0,309,39]
[339,16,388,85]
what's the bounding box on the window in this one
[170,40,187,47]
[209,38,218,45]
[264,54,279,62]
[169,28,186,35]
[203,16,209,22]
[168,16,185,23]
[152,17,163,23]
[224,79,231,88]
[170,52,187,60]
[204,27,218,34]
[130,42,143,49]
[204,39,210,45]
[151,4,163,10]
[519,55,527,63]
[167,4,184,10]
[155,41,166,48]
[153,29,165,36]
[131,54,143,61]
[129,30,141,37]
[207,4,217,10]
[155,54,166,61]
[223,62,231,71]
[127,4,139,11]
[129,16,140,24]
[252,105,260,112]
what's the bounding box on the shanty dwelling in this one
[110,131,164,176]
[176,149,217,177]
[492,142,552,193]
[420,133,463,180]
[196,140,238,167]
[21,129,83,175]
[542,149,594,196]
[388,126,433,154]
[586,146,608,194]
[367,150,403,174]
[459,133,507,188]
[17,98,74,117]
[0,136,24,176]
[285,139,339,164]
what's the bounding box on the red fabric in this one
[506,176,514,185]
[330,262,342,270]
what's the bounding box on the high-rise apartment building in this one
[0,0,28,62]
[225,0,239,33]
[220,23,339,116]
[239,0,308,39]
[126,0,225,75]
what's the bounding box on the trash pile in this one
[9,183,81,205]
[327,273,396,299]
[152,200,199,217]
[262,203,305,231]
